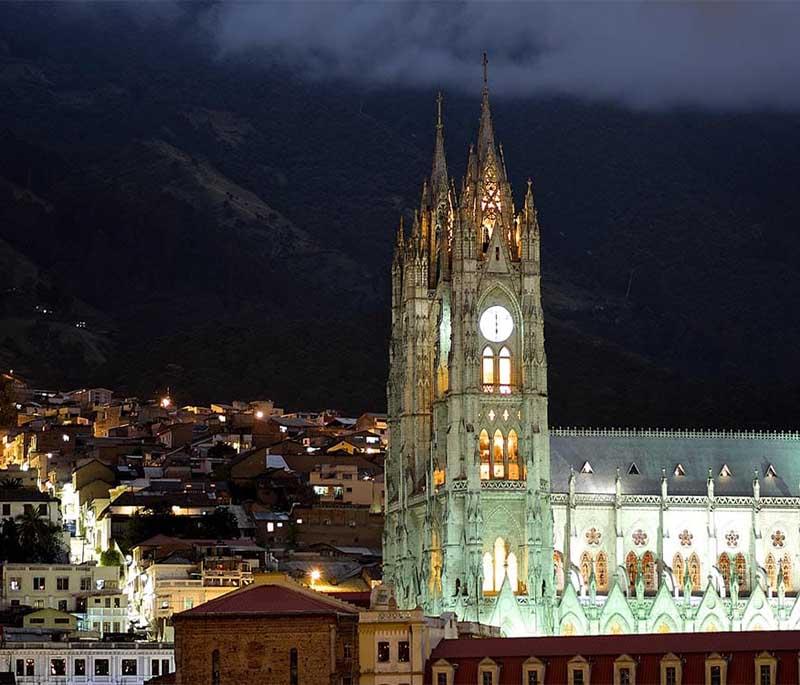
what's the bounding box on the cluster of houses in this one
[0,373,386,682]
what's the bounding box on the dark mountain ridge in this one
[1,3,799,426]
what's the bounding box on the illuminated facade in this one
[384,64,800,636]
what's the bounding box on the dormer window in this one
[765,464,777,478]
[580,461,593,474]
[674,464,686,477]
[719,464,732,477]
[628,463,640,475]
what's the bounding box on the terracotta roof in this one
[432,630,800,659]
[173,582,359,619]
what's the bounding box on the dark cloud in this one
[212,1,800,109]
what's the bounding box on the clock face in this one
[479,306,514,343]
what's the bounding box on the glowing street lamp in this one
[160,397,171,409]
[309,569,321,586]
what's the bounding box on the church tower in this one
[384,57,554,636]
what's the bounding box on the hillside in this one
[0,4,799,426]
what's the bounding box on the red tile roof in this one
[173,583,359,619]
[432,630,800,659]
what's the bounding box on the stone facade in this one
[384,68,800,636]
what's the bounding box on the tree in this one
[197,507,239,540]
[0,517,22,562]
[13,509,67,563]
[100,548,123,566]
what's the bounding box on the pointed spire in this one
[525,178,535,219]
[431,91,448,198]
[477,52,497,159]
[395,216,405,248]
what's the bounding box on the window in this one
[482,347,495,387]
[81,577,92,591]
[619,669,631,685]
[344,643,352,659]
[103,621,111,633]
[184,597,194,610]
[688,552,702,591]
[704,655,726,685]
[438,674,448,685]
[25,659,35,676]
[211,649,220,685]
[57,576,70,590]
[718,553,730,587]
[114,597,121,608]
[58,599,68,612]
[9,577,20,591]
[75,659,86,676]
[398,640,410,662]
[55,618,70,625]
[15,659,23,676]
[38,503,48,515]
[151,659,160,676]
[30,617,45,624]
[492,430,505,478]
[162,659,170,675]
[755,652,776,685]
[122,659,137,675]
[665,667,677,685]
[378,641,391,662]
[33,576,46,590]
[596,552,609,591]
[507,430,519,480]
[479,429,490,480]
[483,672,494,685]
[105,597,111,608]
[498,346,512,393]
[614,657,636,685]
[290,648,298,685]
[1,503,10,516]
[113,621,120,632]
[672,553,684,588]
[95,658,110,676]
[569,658,590,685]
[642,551,656,592]
[528,672,540,685]
[626,552,638,593]
[523,657,545,685]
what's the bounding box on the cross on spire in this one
[482,51,489,89]
[436,91,444,130]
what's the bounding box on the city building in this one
[383,70,800,635]
[171,574,359,685]
[427,630,800,685]
[0,640,173,684]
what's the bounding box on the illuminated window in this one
[673,553,684,588]
[507,552,518,593]
[596,551,609,592]
[688,552,702,591]
[377,642,390,662]
[580,551,592,586]
[498,347,512,393]
[494,537,506,592]
[507,430,519,480]
[479,430,490,480]
[718,553,730,587]
[493,430,505,478]
[782,553,792,588]
[554,551,565,592]
[734,553,747,591]
[626,552,638,594]
[482,347,494,387]
[766,553,777,590]
[482,552,494,593]
[642,551,656,592]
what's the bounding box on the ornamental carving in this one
[632,529,648,547]
[585,527,601,546]
[679,529,693,546]
[725,531,739,548]
[771,530,785,548]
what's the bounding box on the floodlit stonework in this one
[384,64,800,636]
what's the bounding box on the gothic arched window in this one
[718,553,731,587]
[626,551,638,594]
[494,537,506,592]
[479,430,490,480]
[673,553,684,588]
[482,347,494,388]
[596,551,609,592]
[492,430,505,479]
[734,553,747,591]
[507,552,519,593]
[642,551,656,592]
[482,552,494,594]
[782,554,792,589]
[688,552,702,591]
[507,429,519,480]
[554,551,565,593]
[580,551,592,587]
[498,346,512,394]
[766,553,777,590]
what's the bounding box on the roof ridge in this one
[551,427,800,441]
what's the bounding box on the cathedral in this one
[383,64,800,637]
